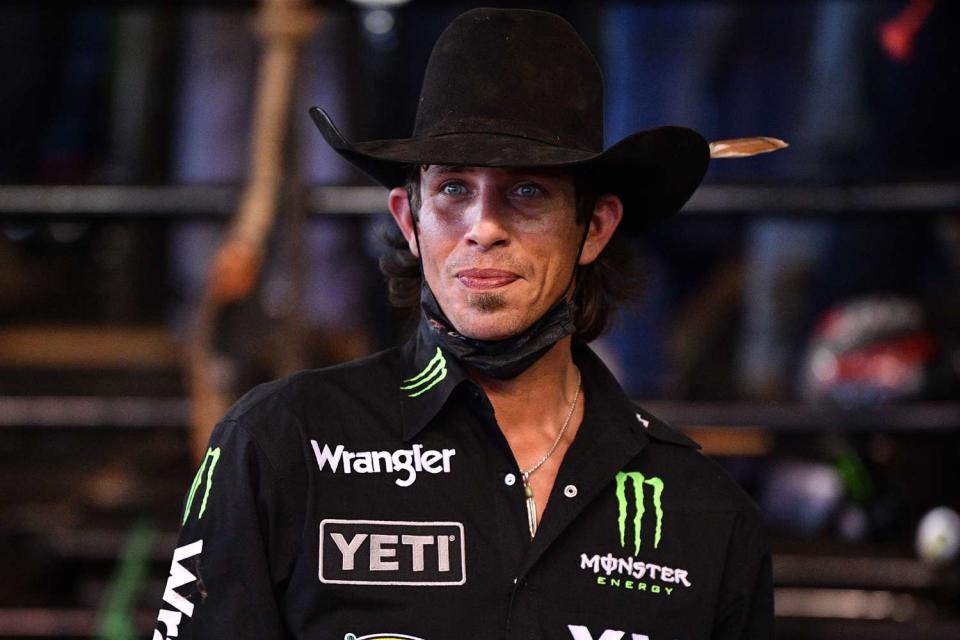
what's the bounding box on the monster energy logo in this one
[615,471,664,554]
[401,347,447,398]
[182,447,221,525]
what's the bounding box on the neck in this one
[468,336,581,440]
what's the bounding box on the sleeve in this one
[711,505,775,640]
[153,419,298,640]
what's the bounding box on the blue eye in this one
[516,183,541,197]
[441,182,466,196]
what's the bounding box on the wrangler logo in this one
[311,442,455,487]
[319,519,466,586]
[615,471,665,554]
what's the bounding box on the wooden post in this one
[188,0,322,463]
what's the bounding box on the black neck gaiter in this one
[418,281,577,379]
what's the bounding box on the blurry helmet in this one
[800,296,936,405]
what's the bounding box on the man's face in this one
[401,165,587,341]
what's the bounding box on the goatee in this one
[467,292,506,312]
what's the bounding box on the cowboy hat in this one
[310,7,709,234]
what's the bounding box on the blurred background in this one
[1,0,959,638]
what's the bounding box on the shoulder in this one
[211,347,404,469]
[634,403,761,518]
[225,347,401,421]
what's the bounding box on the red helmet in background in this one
[801,296,939,405]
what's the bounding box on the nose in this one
[463,188,510,250]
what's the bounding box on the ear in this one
[578,193,623,265]
[388,186,420,258]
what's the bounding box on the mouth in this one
[455,268,521,290]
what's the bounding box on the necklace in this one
[520,368,581,539]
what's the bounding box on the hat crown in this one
[413,8,603,153]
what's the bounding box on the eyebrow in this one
[423,165,571,185]
[426,165,467,175]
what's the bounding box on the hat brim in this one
[310,107,708,234]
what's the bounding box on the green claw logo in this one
[401,347,448,397]
[182,447,221,525]
[615,471,664,554]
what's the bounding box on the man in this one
[155,8,773,640]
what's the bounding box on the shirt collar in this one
[398,330,698,450]
[398,327,469,443]
[571,340,652,450]
[571,341,700,451]
[635,405,702,449]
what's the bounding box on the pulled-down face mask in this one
[418,281,577,379]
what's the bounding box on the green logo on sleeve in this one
[182,447,221,525]
[615,471,664,554]
[401,347,448,398]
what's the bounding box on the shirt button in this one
[504,473,517,487]
[563,484,578,498]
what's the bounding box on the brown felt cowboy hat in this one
[310,7,710,234]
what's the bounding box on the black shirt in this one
[154,334,773,640]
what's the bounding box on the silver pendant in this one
[524,481,537,539]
